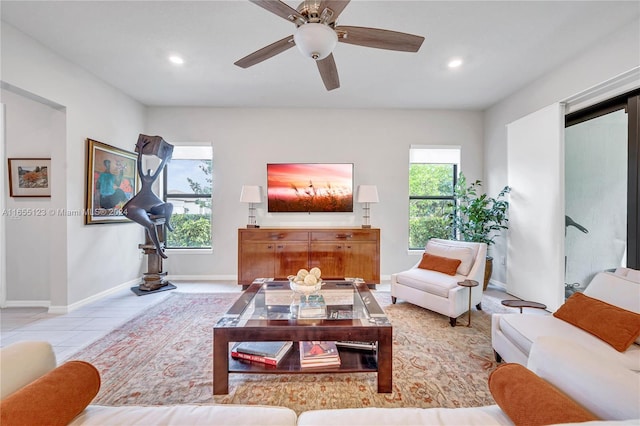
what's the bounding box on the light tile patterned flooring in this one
[1,281,513,362]
[0,281,243,361]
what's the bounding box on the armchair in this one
[391,239,487,326]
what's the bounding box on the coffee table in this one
[213,279,392,395]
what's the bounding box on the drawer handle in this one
[269,234,285,240]
[336,234,352,239]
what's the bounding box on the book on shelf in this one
[231,341,293,366]
[335,341,377,351]
[298,341,341,368]
[327,304,356,319]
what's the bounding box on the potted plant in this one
[448,173,510,290]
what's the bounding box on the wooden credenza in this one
[237,227,380,286]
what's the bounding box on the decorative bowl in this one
[289,279,322,296]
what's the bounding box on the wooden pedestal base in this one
[132,218,174,295]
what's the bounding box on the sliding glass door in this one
[564,90,639,294]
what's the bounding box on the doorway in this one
[564,90,639,294]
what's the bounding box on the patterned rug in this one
[69,290,510,414]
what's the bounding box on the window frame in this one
[162,145,213,251]
[408,146,460,251]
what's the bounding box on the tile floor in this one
[1,281,513,362]
[0,281,243,361]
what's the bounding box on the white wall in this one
[506,103,566,311]
[484,18,640,287]
[2,88,65,303]
[147,107,484,279]
[1,22,146,310]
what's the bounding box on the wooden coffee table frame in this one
[213,282,393,395]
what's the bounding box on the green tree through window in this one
[163,146,212,249]
[408,147,459,249]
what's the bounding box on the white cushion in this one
[425,239,477,276]
[0,341,57,399]
[614,267,640,283]
[497,314,640,371]
[529,336,640,421]
[297,405,513,426]
[394,268,464,298]
[584,272,640,314]
[70,404,298,426]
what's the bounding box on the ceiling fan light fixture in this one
[293,23,338,60]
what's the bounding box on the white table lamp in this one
[357,185,379,228]
[240,185,262,228]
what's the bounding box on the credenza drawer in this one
[240,230,309,242]
[310,230,378,241]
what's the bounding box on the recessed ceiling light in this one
[448,58,463,69]
[169,55,184,65]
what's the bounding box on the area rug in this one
[69,290,511,414]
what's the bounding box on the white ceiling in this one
[2,1,639,110]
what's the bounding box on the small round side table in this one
[501,299,547,313]
[457,279,479,327]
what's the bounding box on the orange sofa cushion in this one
[0,360,100,426]
[417,252,462,276]
[489,363,598,426]
[553,292,640,352]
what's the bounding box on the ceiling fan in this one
[234,0,425,91]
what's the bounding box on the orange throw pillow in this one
[0,360,100,426]
[417,252,461,276]
[489,363,598,426]
[553,292,640,352]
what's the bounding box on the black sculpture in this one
[124,134,174,292]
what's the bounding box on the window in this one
[408,146,460,250]
[163,145,212,249]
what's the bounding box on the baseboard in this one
[48,278,140,314]
[167,274,237,282]
[489,278,506,291]
[2,299,51,309]
[166,274,392,284]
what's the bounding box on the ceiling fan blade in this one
[318,0,350,22]
[316,53,340,91]
[336,26,424,52]
[249,0,306,24]
[234,35,295,68]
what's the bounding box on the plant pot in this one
[483,256,493,291]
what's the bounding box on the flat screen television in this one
[267,163,354,213]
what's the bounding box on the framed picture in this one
[8,158,52,197]
[85,138,139,224]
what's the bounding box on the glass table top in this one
[216,280,390,328]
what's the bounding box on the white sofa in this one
[2,339,638,425]
[299,335,640,424]
[492,269,640,370]
[0,341,297,426]
[391,238,487,326]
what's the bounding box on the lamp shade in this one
[357,185,379,203]
[240,185,262,203]
[293,23,338,60]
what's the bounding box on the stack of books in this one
[299,341,341,368]
[230,341,293,366]
[299,294,327,318]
